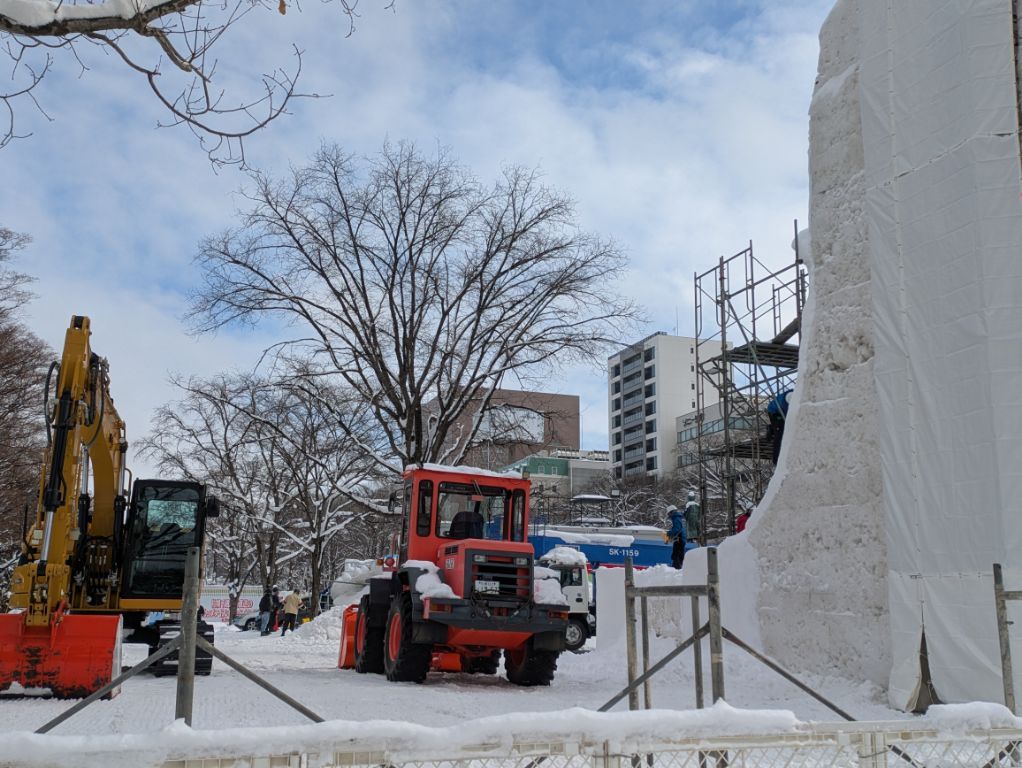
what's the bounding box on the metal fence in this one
[155,724,1022,768]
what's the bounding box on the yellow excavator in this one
[0,316,219,698]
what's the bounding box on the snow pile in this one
[539,546,588,566]
[4,702,807,766]
[923,703,1022,735]
[406,560,457,599]
[533,567,568,606]
[329,559,379,608]
[289,606,345,645]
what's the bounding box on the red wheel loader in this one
[0,316,219,698]
[341,465,568,685]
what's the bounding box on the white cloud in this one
[2,0,833,470]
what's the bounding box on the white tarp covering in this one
[860,0,1022,707]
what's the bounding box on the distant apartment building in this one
[454,389,580,470]
[608,332,717,480]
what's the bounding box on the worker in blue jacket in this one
[665,504,687,569]
[766,389,792,465]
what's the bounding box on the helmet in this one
[688,490,696,500]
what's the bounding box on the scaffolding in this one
[691,225,807,537]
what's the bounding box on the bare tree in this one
[0,228,50,609]
[192,141,640,469]
[0,0,377,163]
[137,374,268,619]
[241,374,384,611]
[139,370,385,617]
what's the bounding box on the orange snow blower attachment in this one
[0,610,122,698]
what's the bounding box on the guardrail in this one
[150,724,1022,768]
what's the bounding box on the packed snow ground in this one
[3,606,910,739]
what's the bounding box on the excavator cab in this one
[121,480,216,600]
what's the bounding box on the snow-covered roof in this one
[412,463,523,480]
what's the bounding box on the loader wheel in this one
[504,639,559,686]
[354,596,384,674]
[461,650,500,675]
[565,617,589,653]
[383,594,432,683]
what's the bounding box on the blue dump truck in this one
[528,521,697,569]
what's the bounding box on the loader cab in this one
[120,479,216,599]
[401,467,530,563]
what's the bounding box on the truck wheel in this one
[461,650,500,675]
[565,617,589,653]
[354,596,384,674]
[504,640,559,686]
[383,594,432,683]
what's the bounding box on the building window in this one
[645,401,656,416]
[613,431,622,445]
[691,383,695,390]
[644,383,654,398]
[691,401,695,408]
[691,365,694,372]
[646,437,656,452]
[643,347,655,362]
[644,365,655,380]
[612,364,621,377]
[645,419,656,434]
[613,381,621,394]
[613,449,622,462]
[612,398,621,411]
[613,415,621,428]
[614,467,622,479]
[646,456,657,471]
[690,347,693,354]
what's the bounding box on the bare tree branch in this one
[191,140,643,465]
[0,0,368,163]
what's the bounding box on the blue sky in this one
[1,0,834,471]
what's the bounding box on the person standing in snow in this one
[280,589,305,636]
[683,490,701,546]
[666,504,687,569]
[270,586,282,631]
[258,588,273,636]
[766,389,791,464]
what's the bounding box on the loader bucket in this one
[0,613,122,698]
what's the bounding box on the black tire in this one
[565,617,589,653]
[383,594,432,683]
[243,618,257,631]
[505,640,559,686]
[461,650,500,674]
[354,596,384,674]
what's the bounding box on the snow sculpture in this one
[686,0,1022,710]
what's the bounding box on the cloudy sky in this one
[2,0,833,473]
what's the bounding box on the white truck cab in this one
[537,547,594,652]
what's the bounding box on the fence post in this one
[707,547,725,703]
[624,558,640,712]
[175,547,201,725]
[692,594,704,709]
[994,563,1016,714]
[640,595,652,710]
